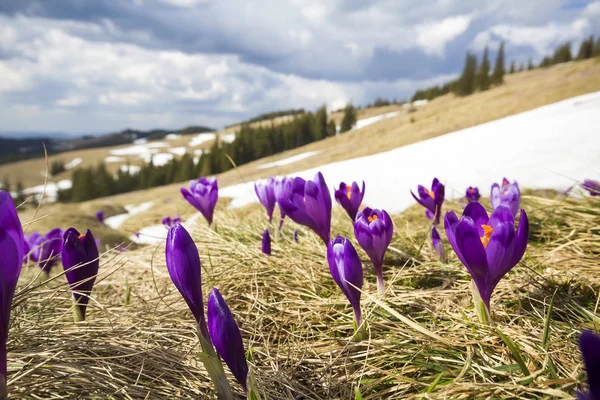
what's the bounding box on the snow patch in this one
[189,133,216,147]
[133,138,147,144]
[105,156,125,163]
[166,133,182,140]
[104,201,154,229]
[257,151,319,170]
[221,133,236,143]
[65,158,83,170]
[119,165,141,175]
[221,92,600,213]
[149,153,174,166]
[169,147,187,156]
[354,111,400,130]
[23,180,72,203]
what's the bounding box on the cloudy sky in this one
[1,0,599,136]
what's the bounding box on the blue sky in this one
[1,0,599,135]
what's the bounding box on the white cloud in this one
[416,15,472,57]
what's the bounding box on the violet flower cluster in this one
[491,177,521,217]
[181,177,218,225]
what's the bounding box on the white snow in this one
[119,165,141,175]
[189,133,216,147]
[132,213,201,245]
[64,158,83,170]
[221,133,236,143]
[169,147,187,156]
[257,151,319,170]
[413,99,428,107]
[104,201,154,229]
[133,138,147,144]
[105,156,125,163]
[149,153,174,166]
[146,142,169,149]
[193,149,203,155]
[23,180,72,203]
[165,134,182,140]
[354,111,400,130]
[220,92,600,213]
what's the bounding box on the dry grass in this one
[8,189,599,398]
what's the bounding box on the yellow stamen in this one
[78,233,86,239]
[480,225,494,248]
[368,215,378,223]
[425,188,435,198]
[346,185,352,200]
[502,178,509,186]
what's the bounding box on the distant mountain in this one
[0,125,214,165]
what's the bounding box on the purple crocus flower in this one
[165,224,209,340]
[431,226,446,263]
[293,229,298,243]
[327,236,363,328]
[273,176,292,230]
[444,202,528,314]
[62,228,99,321]
[27,232,43,263]
[582,179,600,197]
[181,177,218,226]
[466,187,481,203]
[95,211,105,224]
[0,191,25,388]
[334,181,365,221]
[162,215,181,229]
[277,172,332,243]
[491,178,521,217]
[207,288,249,392]
[354,208,393,295]
[411,178,445,224]
[578,331,600,400]
[38,228,64,277]
[255,178,277,223]
[262,229,271,255]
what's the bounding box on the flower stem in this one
[375,267,385,296]
[72,298,84,322]
[353,310,366,341]
[196,324,233,399]
[471,280,491,324]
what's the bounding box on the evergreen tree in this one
[340,104,357,133]
[528,59,534,70]
[476,47,491,90]
[593,37,600,57]
[539,56,552,68]
[509,60,515,74]
[14,181,25,204]
[491,42,505,85]
[327,120,337,137]
[455,52,478,96]
[577,36,594,60]
[313,106,328,141]
[552,43,572,64]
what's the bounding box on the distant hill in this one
[0,126,214,165]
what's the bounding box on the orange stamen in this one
[502,178,509,186]
[368,215,378,223]
[425,188,435,198]
[480,225,494,248]
[78,233,86,239]
[346,185,352,200]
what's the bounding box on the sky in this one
[1,0,599,136]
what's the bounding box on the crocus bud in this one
[354,208,393,295]
[0,191,25,392]
[181,177,218,225]
[582,179,600,197]
[62,228,99,321]
[273,176,291,230]
[277,172,331,243]
[293,229,298,243]
[431,226,446,263]
[207,288,249,392]
[334,181,365,221]
[255,178,276,223]
[95,211,105,224]
[578,331,600,400]
[490,178,520,217]
[165,225,209,339]
[327,236,363,329]
[262,229,271,255]
[411,178,445,224]
[38,228,63,277]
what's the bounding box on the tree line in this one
[412,37,600,102]
[58,105,358,202]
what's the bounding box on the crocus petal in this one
[485,222,515,289]
[456,217,490,306]
[509,209,529,268]
[488,204,515,229]
[490,183,501,210]
[0,192,24,264]
[165,225,206,334]
[579,331,600,399]
[207,288,249,392]
[262,229,271,255]
[327,237,363,325]
[463,202,489,237]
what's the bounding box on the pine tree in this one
[509,61,515,74]
[490,42,505,85]
[552,43,572,64]
[476,47,491,90]
[594,37,600,57]
[527,59,534,70]
[313,106,328,141]
[340,104,357,133]
[327,120,337,137]
[455,52,478,96]
[577,36,594,60]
